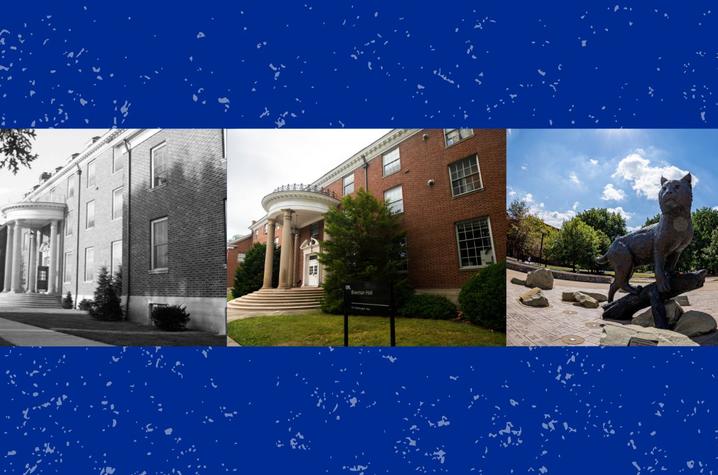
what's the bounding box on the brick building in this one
[0,129,227,334]
[229,128,505,311]
[226,234,253,288]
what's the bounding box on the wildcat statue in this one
[596,173,693,303]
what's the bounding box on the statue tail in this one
[595,254,609,265]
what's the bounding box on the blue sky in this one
[507,129,718,230]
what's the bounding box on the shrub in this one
[62,291,74,309]
[460,261,506,331]
[90,266,123,321]
[399,294,457,320]
[233,243,280,299]
[151,305,191,332]
[78,299,94,312]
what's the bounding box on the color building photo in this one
[0,129,227,346]
[226,128,507,346]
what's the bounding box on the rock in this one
[585,292,608,303]
[525,268,554,290]
[561,291,576,302]
[674,295,690,306]
[510,277,527,286]
[673,311,717,337]
[631,300,684,328]
[600,321,699,346]
[562,291,607,303]
[519,288,549,307]
[573,292,599,309]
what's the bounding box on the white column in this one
[11,221,23,293]
[261,219,276,289]
[27,231,37,293]
[3,222,14,292]
[277,210,293,289]
[291,231,299,287]
[48,221,58,294]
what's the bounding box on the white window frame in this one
[343,173,355,195]
[444,128,474,147]
[384,185,404,214]
[111,240,122,276]
[87,160,96,188]
[382,148,401,177]
[67,176,75,199]
[455,216,496,270]
[448,154,483,198]
[112,146,124,174]
[150,142,168,189]
[112,187,123,220]
[150,217,169,271]
[66,210,73,236]
[63,251,72,283]
[237,253,246,264]
[86,200,95,229]
[84,247,95,283]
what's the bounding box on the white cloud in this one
[521,192,576,228]
[568,171,581,186]
[589,159,599,166]
[607,206,633,222]
[612,150,695,200]
[601,183,626,201]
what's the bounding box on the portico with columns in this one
[1,202,66,298]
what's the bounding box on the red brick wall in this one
[324,129,506,289]
[226,235,253,287]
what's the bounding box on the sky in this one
[507,129,718,230]
[0,129,107,224]
[226,129,392,239]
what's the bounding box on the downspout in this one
[122,139,132,319]
[362,155,369,191]
[74,163,82,308]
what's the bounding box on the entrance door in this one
[307,255,319,287]
[37,266,49,292]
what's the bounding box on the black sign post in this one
[344,280,396,347]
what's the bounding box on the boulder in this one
[600,321,699,347]
[519,288,549,307]
[573,292,599,309]
[631,300,684,328]
[510,277,527,286]
[525,268,554,290]
[674,295,690,306]
[673,311,717,337]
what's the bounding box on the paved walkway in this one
[507,269,718,346]
[0,315,110,346]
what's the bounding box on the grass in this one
[0,312,225,346]
[227,289,234,301]
[228,313,505,347]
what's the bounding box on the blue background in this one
[2,1,718,473]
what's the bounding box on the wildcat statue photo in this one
[597,173,694,303]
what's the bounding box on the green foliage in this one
[78,299,94,311]
[232,243,280,298]
[700,229,718,275]
[507,199,557,262]
[90,266,123,321]
[62,291,74,309]
[644,214,660,227]
[547,217,605,272]
[399,294,458,320]
[319,190,410,313]
[151,305,191,331]
[0,129,38,174]
[459,262,506,331]
[576,208,628,241]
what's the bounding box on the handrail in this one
[271,183,337,199]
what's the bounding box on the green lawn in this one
[228,313,505,347]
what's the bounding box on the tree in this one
[90,266,123,321]
[507,199,530,259]
[644,214,660,227]
[576,208,627,241]
[232,242,280,298]
[547,217,602,272]
[700,229,718,275]
[319,190,409,313]
[0,129,38,174]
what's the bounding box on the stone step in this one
[0,293,63,309]
[228,287,323,313]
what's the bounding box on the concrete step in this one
[228,287,323,313]
[0,293,63,309]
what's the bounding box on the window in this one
[456,217,495,268]
[237,253,246,264]
[264,223,268,235]
[151,143,168,188]
[112,147,124,173]
[449,155,482,197]
[84,247,95,282]
[86,201,95,229]
[66,210,73,236]
[67,176,75,200]
[111,240,122,276]
[384,186,404,214]
[310,222,320,240]
[151,217,169,270]
[444,128,474,147]
[112,187,123,220]
[382,148,401,176]
[87,160,96,188]
[49,187,56,202]
[343,173,355,195]
[63,251,72,283]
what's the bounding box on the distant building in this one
[229,128,506,309]
[0,129,227,334]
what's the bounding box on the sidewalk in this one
[0,316,110,346]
